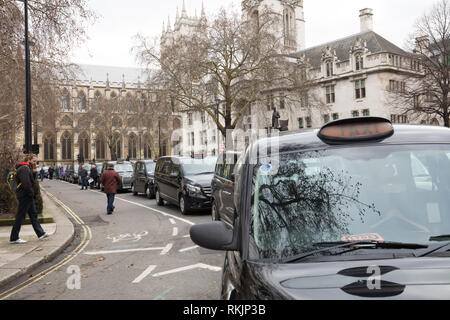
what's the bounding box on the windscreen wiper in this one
[281,241,428,264]
[429,234,450,242]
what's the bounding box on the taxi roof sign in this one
[318,117,394,144]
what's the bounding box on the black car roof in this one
[248,125,450,156]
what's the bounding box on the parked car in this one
[132,160,156,199]
[190,117,450,300]
[42,166,49,178]
[154,156,217,215]
[100,161,134,192]
[211,151,241,224]
[66,164,80,184]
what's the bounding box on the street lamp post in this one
[158,117,161,158]
[215,99,220,155]
[24,0,32,154]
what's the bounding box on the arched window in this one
[44,132,55,161]
[283,8,295,47]
[173,118,181,130]
[251,10,259,32]
[94,90,102,100]
[143,134,152,159]
[78,132,90,161]
[355,54,364,71]
[61,131,72,160]
[77,91,87,111]
[326,61,334,77]
[96,133,106,160]
[61,89,71,110]
[112,133,122,160]
[128,133,137,159]
[110,91,117,100]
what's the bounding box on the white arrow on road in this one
[152,263,222,278]
[84,243,173,256]
[132,263,221,284]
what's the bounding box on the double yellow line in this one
[0,190,92,300]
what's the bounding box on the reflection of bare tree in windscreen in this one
[253,152,380,258]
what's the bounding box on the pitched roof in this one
[290,31,408,68]
[75,64,146,83]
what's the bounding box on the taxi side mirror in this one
[190,221,239,252]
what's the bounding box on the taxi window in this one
[250,144,450,261]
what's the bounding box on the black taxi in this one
[190,117,450,300]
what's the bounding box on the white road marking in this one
[132,265,157,284]
[89,190,195,226]
[160,243,173,255]
[183,235,190,238]
[84,246,170,255]
[152,264,222,278]
[172,227,178,236]
[107,231,148,243]
[179,245,199,253]
[169,218,176,225]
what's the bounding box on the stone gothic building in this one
[167,1,437,157]
[30,65,181,166]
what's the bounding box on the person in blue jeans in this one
[100,163,121,215]
[10,154,49,244]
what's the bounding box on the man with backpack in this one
[9,154,49,244]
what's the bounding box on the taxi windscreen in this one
[251,144,450,261]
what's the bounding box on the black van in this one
[211,151,241,225]
[154,156,217,215]
[132,160,156,199]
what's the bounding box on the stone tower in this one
[242,0,305,53]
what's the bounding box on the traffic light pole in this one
[24,0,32,154]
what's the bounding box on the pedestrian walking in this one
[10,154,49,244]
[80,166,89,190]
[39,167,45,182]
[48,166,54,180]
[55,166,59,180]
[90,164,98,189]
[100,163,121,215]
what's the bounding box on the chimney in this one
[359,8,373,32]
[415,36,430,54]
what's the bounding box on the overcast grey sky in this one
[70,0,434,68]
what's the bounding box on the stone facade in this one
[18,65,179,166]
[163,1,439,157]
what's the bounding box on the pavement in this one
[0,189,75,288]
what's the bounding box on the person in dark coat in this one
[10,154,49,244]
[80,166,89,190]
[90,164,98,189]
[48,166,54,180]
[39,167,45,182]
[100,163,121,215]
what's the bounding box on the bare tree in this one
[0,0,95,143]
[89,96,128,161]
[388,0,450,127]
[134,6,317,142]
